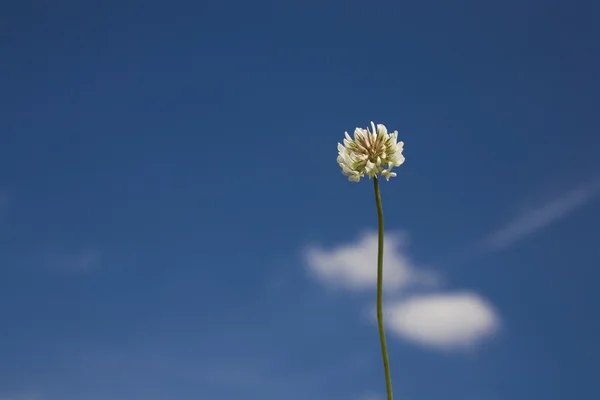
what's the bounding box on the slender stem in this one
[373,177,394,400]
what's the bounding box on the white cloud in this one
[305,232,438,291]
[486,180,600,249]
[304,232,499,351]
[387,292,499,350]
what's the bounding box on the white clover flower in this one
[337,121,405,182]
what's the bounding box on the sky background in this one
[1,0,600,399]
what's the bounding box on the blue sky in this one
[1,0,599,399]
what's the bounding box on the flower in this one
[337,121,405,182]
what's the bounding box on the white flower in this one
[337,122,405,182]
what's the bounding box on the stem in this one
[373,177,394,400]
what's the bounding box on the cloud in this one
[43,248,102,272]
[486,180,600,250]
[386,292,499,350]
[305,232,438,291]
[62,248,101,271]
[304,232,499,351]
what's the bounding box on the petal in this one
[343,151,355,165]
[377,123,388,137]
[365,161,377,176]
[354,127,366,139]
[370,121,377,143]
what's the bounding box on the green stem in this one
[373,177,394,400]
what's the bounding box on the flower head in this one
[337,121,405,182]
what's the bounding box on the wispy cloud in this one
[432,179,600,268]
[42,247,102,272]
[485,179,600,250]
